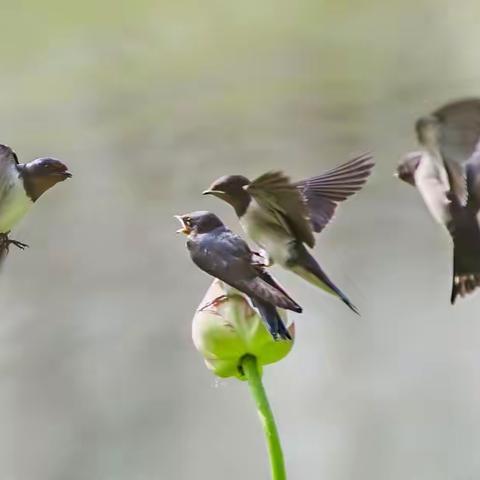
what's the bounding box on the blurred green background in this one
[1,0,480,478]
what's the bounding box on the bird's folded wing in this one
[466,150,480,209]
[443,157,469,207]
[247,171,315,248]
[235,275,301,312]
[294,153,374,233]
[255,269,301,311]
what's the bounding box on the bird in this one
[202,153,374,313]
[0,144,71,261]
[175,210,302,340]
[396,98,480,303]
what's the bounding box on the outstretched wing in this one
[247,171,315,248]
[295,153,374,233]
[434,98,480,164]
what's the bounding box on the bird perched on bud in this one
[396,98,480,303]
[175,211,302,340]
[203,154,374,313]
[0,144,71,259]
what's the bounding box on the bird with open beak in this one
[396,98,480,303]
[0,144,72,259]
[175,211,302,340]
[202,154,374,313]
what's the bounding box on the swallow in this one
[175,211,302,339]
[202,154,374,313]
[0,144,71,260]
[397,98,480,303]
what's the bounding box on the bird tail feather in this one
[252,299,292,340]
[451,237,480,304]
[290,247,359,314]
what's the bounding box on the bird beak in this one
[393,172,399,178]
[174,215,191,235]
[202,189,222,196]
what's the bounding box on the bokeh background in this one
[1,1,480,478]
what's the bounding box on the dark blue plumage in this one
[176,211,301,339]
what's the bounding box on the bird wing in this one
[235,275,302,312]
[189,229,301,312]
[294,153,374,233]
[466,149,480,209]
[434,98,480,164]
[423,99,480,207]
[0,145,19,203]
[246,171,316,248]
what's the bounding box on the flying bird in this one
[175,211,302,340]
[396,98,480,303]
[0,144,71,262]
[202,154,374,313]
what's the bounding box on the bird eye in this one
[185,218,192,226]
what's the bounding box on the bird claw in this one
[252,249,273,267]
[0,232,29,252]
[198,295,229,311]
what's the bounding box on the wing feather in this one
[295,153,374,232]
[434,99,480,164]
[247,171,316,247]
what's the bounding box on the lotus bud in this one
[192,279,295,379]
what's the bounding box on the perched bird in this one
[202,154,374,313]
[0,144,71,260]
[175,211,302,339]
[397,98,480,303]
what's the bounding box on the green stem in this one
[242,354,287,480]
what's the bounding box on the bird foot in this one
[0,232,29,251]
[198,295,229,311]
[252,249,272,267]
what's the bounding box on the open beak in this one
[52,170,72,181]
[174,215,191,235]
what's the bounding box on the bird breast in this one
[414,153,452,226]
[240,199,293,266]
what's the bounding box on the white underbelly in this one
[240,205,292,266]
[0,182,32,232]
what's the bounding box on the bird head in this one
[175,211,224,236]
[395,152,422,186]
[21,157,72,201]
[203,175,251,214]
[203,175,250,200]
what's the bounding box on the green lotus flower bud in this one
[192,279,295,379]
